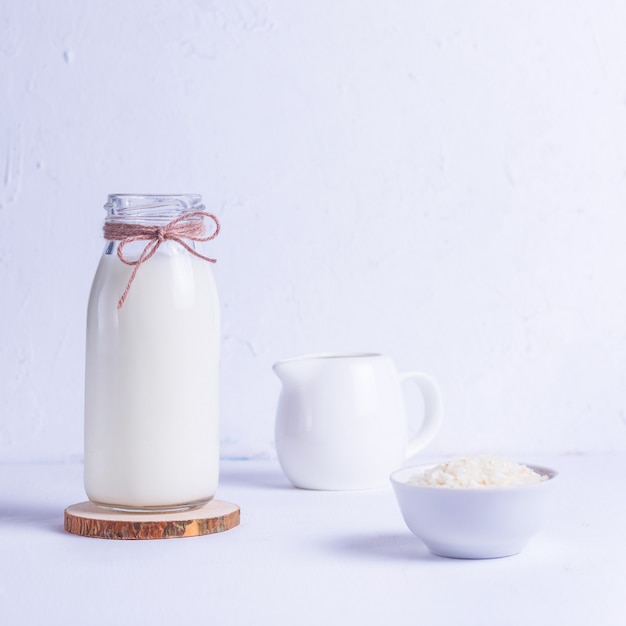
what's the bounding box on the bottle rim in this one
[104,194,203,222]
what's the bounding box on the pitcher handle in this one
[398,370,444,459]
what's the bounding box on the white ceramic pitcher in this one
[273,353,443,490]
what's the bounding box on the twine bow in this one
[103,210,220,309]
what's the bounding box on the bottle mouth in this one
[105,194,204,222]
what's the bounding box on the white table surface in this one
[1,454,624,626]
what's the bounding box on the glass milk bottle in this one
[84,194,221,512]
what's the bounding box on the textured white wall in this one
[2,0,626,462]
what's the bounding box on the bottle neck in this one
[104,194,204,225]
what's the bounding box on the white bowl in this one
[390,463,558,559]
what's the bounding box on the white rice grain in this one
[408,455,547,488]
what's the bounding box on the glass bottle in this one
[84,194,220,512]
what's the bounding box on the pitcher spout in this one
[272,354,325,387]
[273,359,304,387]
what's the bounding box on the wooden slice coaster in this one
[64,500,240,540]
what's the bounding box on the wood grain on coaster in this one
[64,500,240,540]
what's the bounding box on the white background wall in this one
[1,0,625,463]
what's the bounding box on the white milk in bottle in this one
[84,194,221,511]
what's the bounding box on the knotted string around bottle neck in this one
[103,210,220,309]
